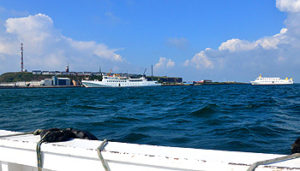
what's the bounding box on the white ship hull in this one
[250,81,293,85]
[82,80,161,87]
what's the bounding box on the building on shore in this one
[0,70,183,87]
[193,80,212,84]
[0,76,71,88]
[53,76,71,86]
[40,78,53,86]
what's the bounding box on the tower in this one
[66,65,69,72]
[21,43,24,72]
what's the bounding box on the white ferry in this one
[82,74,161,87]
[251,74,293,85]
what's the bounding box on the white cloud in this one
[184,49,213,69]
[67,39,123,62]
[276,0,300,12]
[218,28,288,52]
[166,59,175,67]
[218,39,257,52]
[6,14,54,41]
[0,13,123,72]
[154,57,175,70]
[256,28,288,49]
[184,25,297,80]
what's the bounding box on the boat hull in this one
[82,80,161,87]
[0,130,299,171]
[250,81,293,85]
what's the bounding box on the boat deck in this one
[0,130,299,171]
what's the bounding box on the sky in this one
[0,0,299,82]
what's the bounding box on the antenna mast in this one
[151,65,153,77]
[21,43,24,72]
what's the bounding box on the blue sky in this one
[0,0,299,82]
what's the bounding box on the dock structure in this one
[0,130,299,171]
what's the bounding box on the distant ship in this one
[82,74,161,87]
[250,74,293,85]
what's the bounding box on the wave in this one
[190,104,219,117]
[113,116,141,122]
[72,104,105,110]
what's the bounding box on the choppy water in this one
[0,85,299,154]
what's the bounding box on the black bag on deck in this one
[292,137,300,154]
[36,128,98,143]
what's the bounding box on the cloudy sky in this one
[0,0,299,82]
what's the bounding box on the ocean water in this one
[0,85,299,154]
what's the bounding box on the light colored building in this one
[32,70,42,75]
[42,71,50,75]
[0,83,16,87]
[40,79,53,86]
[28,81,41,87]
[15,82,27,87]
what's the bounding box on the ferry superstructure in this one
[82,74,161,87]
[251,74,293,85]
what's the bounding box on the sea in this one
[0,84,299,155]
